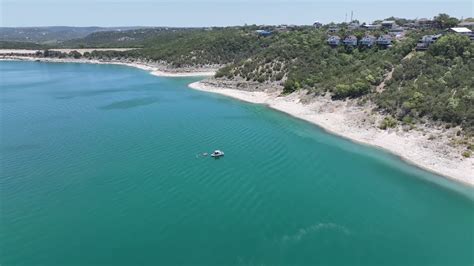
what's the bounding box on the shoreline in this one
[2,55,472,187]
[188,81,474,187]
[0,56,217,77]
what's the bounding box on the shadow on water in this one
[98,97,159,110]
[53,83,160,100]
[54,88,127,99]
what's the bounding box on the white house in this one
[449,27,473,41]
[449,27,472,34]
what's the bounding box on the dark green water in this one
[1,61,473,265]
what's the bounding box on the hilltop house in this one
[423,34,442,43]
[389,27,405,39]
[343,35,358,46]
[403,22,417,29]
[361,24,381,30]
[313,21,323,28]
[360,35,376,47]
[348,21,360,30]
[327,35,341,46]
[255,30,272,37]
[458,21,474,30]
[449,27,472,35]
[449,27,474,41]
[376,35,392,46]
[381,20,397,29]
[275,25,289,33]
[416,34,442,51]
[415,18,436,29]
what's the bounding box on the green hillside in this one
[376,34,474,133]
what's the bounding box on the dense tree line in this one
[0,41,47,50]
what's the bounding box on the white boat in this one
[210,150,224,157]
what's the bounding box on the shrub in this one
[379,116,398,130]
[462,150,472,158]
[283,79,300,94]
[69,50,82,59]
[275,72,285,81]
[333,84,350,98]
[215,66,232,78]
[333,82,370,99]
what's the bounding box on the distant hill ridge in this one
[0,26,154,44]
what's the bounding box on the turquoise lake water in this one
[1,61,473,265]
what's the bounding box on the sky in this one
[1,0,473,27]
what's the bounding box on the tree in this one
[428,34,471,59]
[283,79,300,93]
[434,13,460,29]
[69,50,82,59]
[379,116,398,129]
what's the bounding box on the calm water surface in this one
[1,61,473,265]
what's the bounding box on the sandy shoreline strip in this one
[2,55,472,187]
[188,81,474,187]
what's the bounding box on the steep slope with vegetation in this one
[121,28,275,67]
[376,34,474,134]
[216,29,418,98]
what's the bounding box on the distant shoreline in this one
[0,55,217,77]
[2,55,472,188]
[0,48,137,55]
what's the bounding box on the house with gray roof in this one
[416,34,442,51]
[343,35,358,46]
[376,35,392,46]
[415,18,436,29]
[327,35,341,46]
[458,21,474,30]
[381,20,397,29]
[313,21,323,28]
[360,35,376,47]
